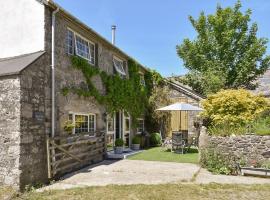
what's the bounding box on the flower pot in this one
[132,144,140,150]
[114,146,123,154]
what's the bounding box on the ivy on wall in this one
[62,56,151,125]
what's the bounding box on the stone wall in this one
[0,76,21,189]
[199,133,270,168]
[168,85,201,135]
[19,52,50,188]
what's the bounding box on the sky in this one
[54,0,270,77]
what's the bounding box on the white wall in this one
[0,0,45,58]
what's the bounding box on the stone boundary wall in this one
[199,131,270,167]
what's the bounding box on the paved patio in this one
[39,160,270,191]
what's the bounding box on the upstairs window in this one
[66,29,74,55]
[66,29,95,65]
[113,57,126,77]
[140,73,145,86]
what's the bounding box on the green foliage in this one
[201,89,270,129]
[62,56,155,126]
[208,124,247,136]
[177,1,270,96]
[132,135,141,144]
[149,133,162,147]
[115,138,124,147]
[200,148,236,175]
[252,116,270,136]
[262,161,270,169]
[63,120,75,134]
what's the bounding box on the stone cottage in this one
[166,78,204,137]
[0,0,148,189]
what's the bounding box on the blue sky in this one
[54,0,270,77]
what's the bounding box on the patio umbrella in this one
[156,102,203,131]
[156,102,203,111]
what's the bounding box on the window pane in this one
[75,115,89,134]
[107,115,114,132]
[75,35,91,61]
[125,118,130,132]
[137,119,144,133]
[89,115,95,132]
[66,30,74,55]
[89,43,95,65]
[113,58,126,76]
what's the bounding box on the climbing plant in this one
[62,56,152,126]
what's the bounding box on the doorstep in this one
[106,149,143,159]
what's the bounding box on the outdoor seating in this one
[171,132,186,154]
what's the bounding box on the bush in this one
[200,148,236,175]
[201,89,269,127]
[208,124,247,136]
[149,133,162,146]
[132,135,141,144]
[252,116,270,136]
[115,138,124,147]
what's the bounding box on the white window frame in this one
[113,56,126,76]
[139,73,145,86]
[67,28,95,65]
[137,118,145,134]
[106,113,115,134]
[68,112,96,136]
[66,28,74,55]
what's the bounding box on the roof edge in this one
[45,0,150,72]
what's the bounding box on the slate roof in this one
[0,51,45,77]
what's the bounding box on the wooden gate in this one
[46,131,105,178]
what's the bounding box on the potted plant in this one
[63,120,75,135]
[132,135,141,150]
[114,138,124,154]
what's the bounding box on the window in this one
[140,73,145,86]
[66,29,95,65]
[137,119,144,134]
[66,29,74,55]
[107,114,115,133]
[68,113,96,136]
[113,57,126,76]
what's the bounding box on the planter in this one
[131,144,140,150]
[240,166,270,177]
[114,146,124,154]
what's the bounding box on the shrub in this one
[200,148,236,175]
[252,116,270,136]
[132,135,141,144]
[115,139,124,147]
[208,124,247,136]
[149,132,162,146]
[201,89,269,127]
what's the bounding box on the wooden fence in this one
[46,131,105,179]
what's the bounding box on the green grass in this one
[12,184,270,200]
[128,147,199,164]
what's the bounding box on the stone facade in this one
[0,76,21,189]
[168,82,203,135]
[199,133,270,167]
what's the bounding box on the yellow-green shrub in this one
[201,89,269,127]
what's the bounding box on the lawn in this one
[6,184,269,200]
[128,147,199,164]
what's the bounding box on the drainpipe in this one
[51,7,59,138]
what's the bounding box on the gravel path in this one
[39,160,270,191]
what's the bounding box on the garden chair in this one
[172,132,186,154]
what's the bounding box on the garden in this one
[199,89,270,175]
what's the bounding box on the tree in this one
[177,1,270,96]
